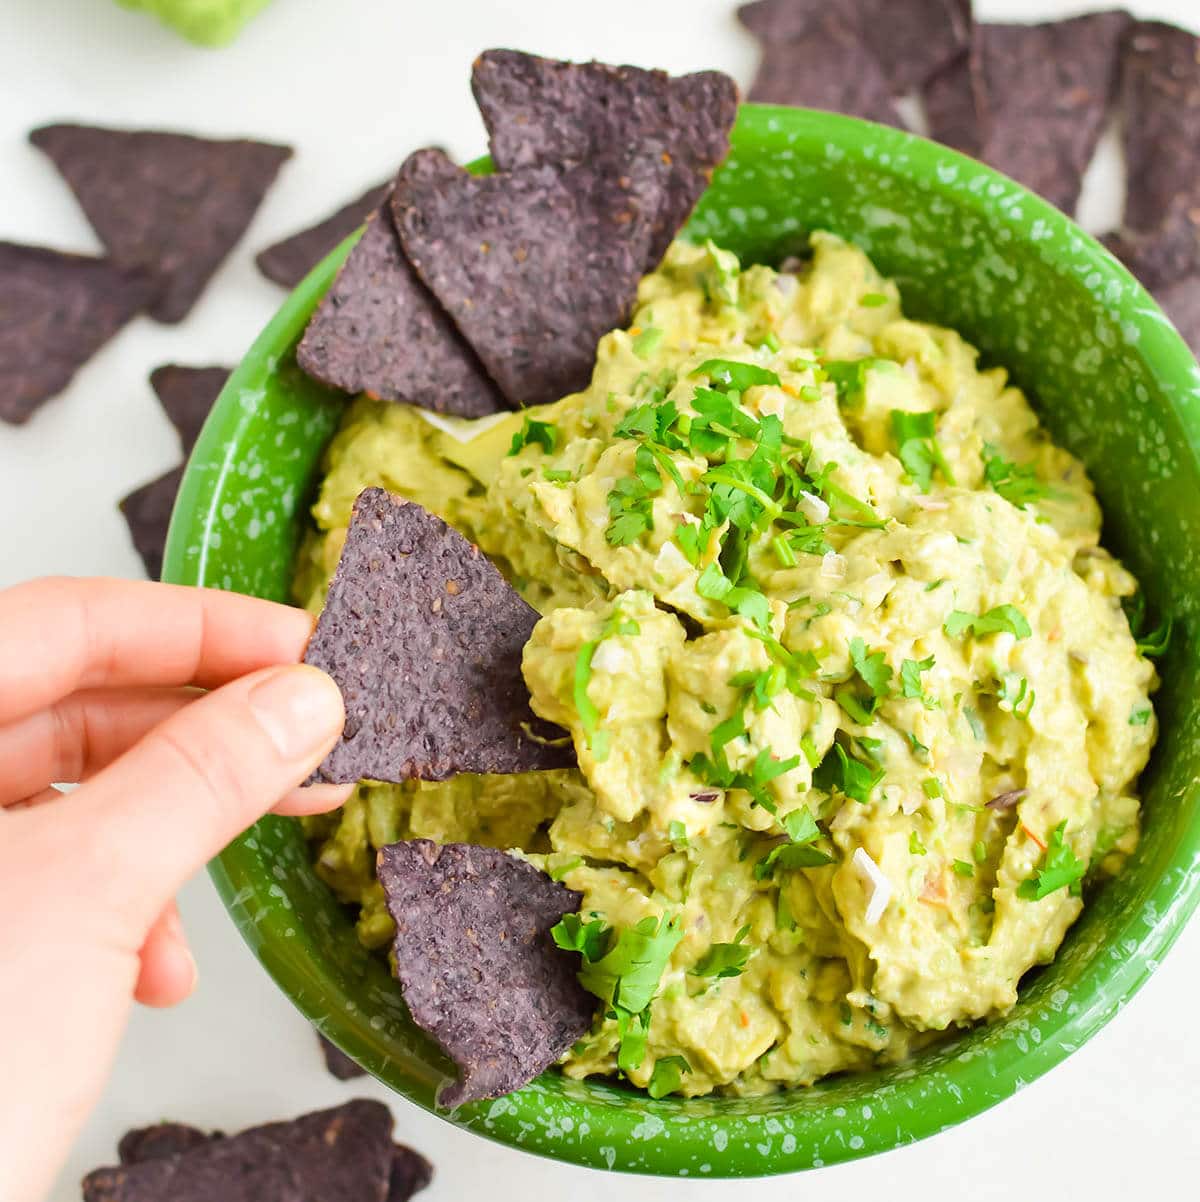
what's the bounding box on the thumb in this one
[62,663,345,928]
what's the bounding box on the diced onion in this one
[416,408,510,444]
[591,641,632,674]
[911,495,950,511]
[852,847,894,926]
[797,491,830,524]
[820,551,847,580]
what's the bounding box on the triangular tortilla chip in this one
[149,364,230,453]
[0,241,150,425]
[304,488,572,783]
[378,840,595,1106]
[29,123,291,322]
[391,148,661,408]
[295,205,504,417]
[119,466,183,580]
[256,181,392,288]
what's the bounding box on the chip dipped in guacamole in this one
[298,234,1160,1099]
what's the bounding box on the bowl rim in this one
[165,104,1200,1178]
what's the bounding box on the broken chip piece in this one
[295,204,504,417]
[471,49,738,267]
[119,466,184,580]
[377,840,596,1106]
[391,147,662,408]
[117,1124,220,1165]
[0,241,150,425]
[29,123,291,323]
[1119,20,1200,233]
[84,1101,405,1202]
[149,364,231,453]
[256,180,392,288]
[303,487,572,784]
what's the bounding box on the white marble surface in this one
[0,0,1196,1197]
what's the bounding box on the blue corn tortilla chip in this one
[118,1124,219,1165]
[1120,21,1200,233]
[471,50,737,267]
[0,242,151,425]
[1154,276,1200,355]
[1103,198,1200,293]
[377,840,596,1106]
[304,488,572,784]
[738,0,969,96]
[119,466,183,580]
[29,124,291,323]
[318,1031,367,1080]
[922,0,986,155]
[742,9,905,127]
[295,204,504,417]
[973,13,1131,215]
[391,147,662,408]
[150,364,231,453]
[83,1100,399,1202]
[256,181,392,288]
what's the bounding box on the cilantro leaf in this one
[813,741,883,804]
[900,654,937,707]
[690,924,753,979]
[647,1054,692,1099]
[691,359,781,392]
[1017,820,1087,900]
[568,913,683,1015]
[890,409,955,492]
[632,326,664,359]
[1136,617,1172,659]
[944,605,1032,640]
[981,442,1051,508]
[755,806,834,878]
[823,358,894,408]
[850,636,893,701]
[696,561,771,631]
[508,416,558,455]
[573,608,640,758]
[551,913,611,961]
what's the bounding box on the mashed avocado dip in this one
[297,234,1158,1098]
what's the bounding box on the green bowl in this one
[164,106,1200,1177]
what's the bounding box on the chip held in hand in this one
[378,840,596,1106]
[303,487,573,784]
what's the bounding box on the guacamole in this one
[297,235,1157,1097]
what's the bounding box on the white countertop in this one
[1,0,1196,1197]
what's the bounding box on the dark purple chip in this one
[304,488,572,784]
[1103,198,1200,293]
[1119,21,1200,233]
[388,1146,434,1202]
[1155,275,1200,355]
[923,0,987,156]
[0,241,150,425]
[83,1100,397,1202]
[744,10,905,128]
[295,204,504,417]
[118,1124,220,1165]
[739,0,968,97]
[471,50,738,266]
[149,364,231,453]
[29,123,292,323]
[256,181,392,288]
[119,465,183,580]
[377,840,596,1106]
[974,12,1131,215]
[318,1032,367,1080]
[391,147,661,408]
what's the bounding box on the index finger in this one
[0,577,316,726]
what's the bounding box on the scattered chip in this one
[295,204,504,417]
[118,1124,219,1165]
[256,181,391,288]
[471,50,738,266]
[742,10,904,127]
[29,123,292,323]
[1155,276,1200,355]
[304,488,572,784]
[973,13,1131,214]
[391,148,661,407]
[922,0,987,155]
[0,242,150,425]
[150,364,231,453]
[387,1146,434,1202]
[1120,21,1200,232]
[119,466,183,580]
[1104,198,1200,293]
[377,840,595,1106]
[83,1100,399,1202]
[319,1031,367,1081]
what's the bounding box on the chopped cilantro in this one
[973,839,988,864]
[647,1055,692,1099]
[1130,706,1152,726]
[994,672,1035,719]
[860,292,888,307]
[981,442,1051,508]
[944,605,1032,640]
[963,705,985,740]
[1122,592,1172,658]
[772,534,797,568]
[754,807,834,878]
[823,357,893,408]
[891,409,955,492]
[1135,617,1173,658]
[1017,821,1087,900]
[814,741,883,804]
[573,609,640,759]
[508,416,558,455]
[691,358,781,392]
[900,654,937,708]
[756,330,782,352]
[850,637,893,703]
[551,913,611,961]
[776,889,798,931]
[922,777,943,799]
[909,831,927,856]
[952,859,975,877]
[543,467,573,483]
[668,820,689,850]
[690,925,753,978]
[632,326,664,359]
[697,561,771,631]
[547,855,584,882]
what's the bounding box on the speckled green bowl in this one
[164,106,1200,1177]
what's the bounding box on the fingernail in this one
[249,665,345,761]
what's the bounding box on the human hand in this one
[0,578,349,1202]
